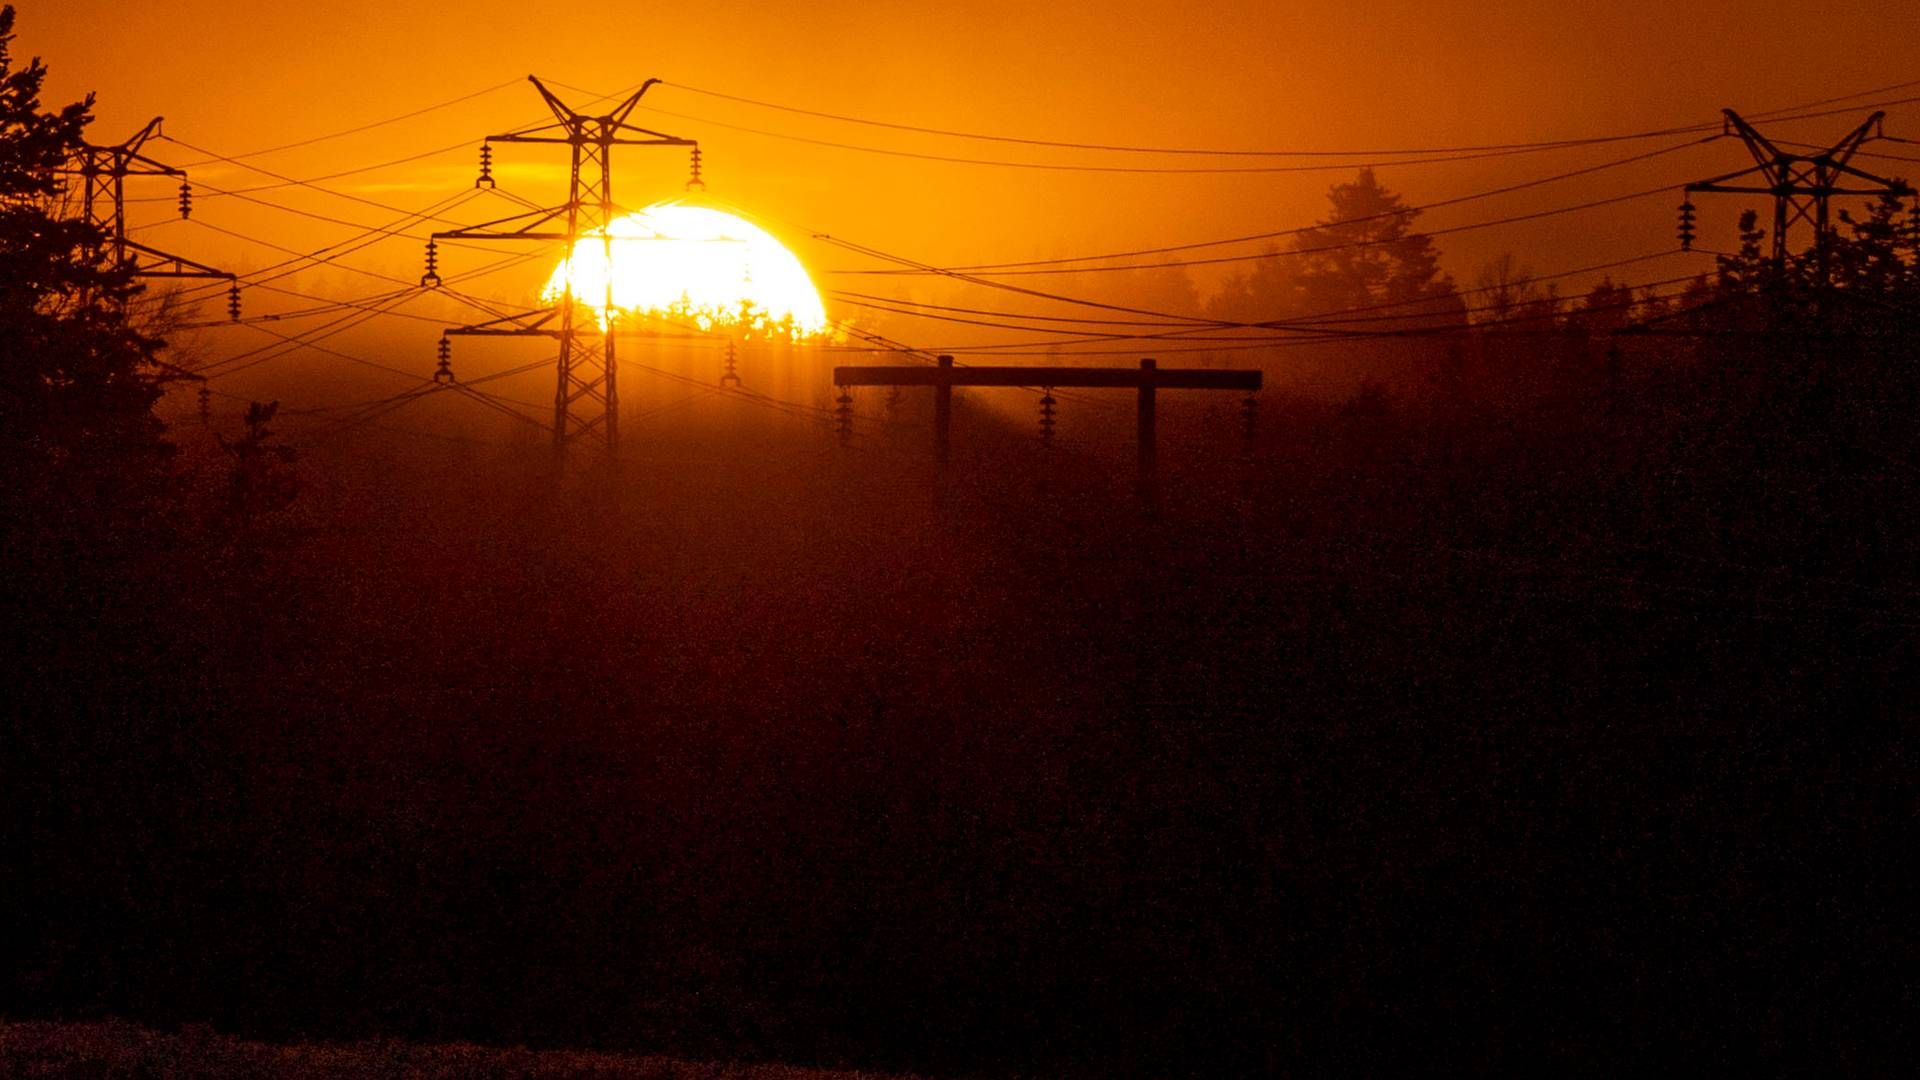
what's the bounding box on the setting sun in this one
[542,202,829,339]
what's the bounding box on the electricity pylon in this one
[1681,109,1914,279]
[62,117,239,315]
[428,77,696,470]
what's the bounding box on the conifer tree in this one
[1290,168,1462,324]
[0,4,170,494]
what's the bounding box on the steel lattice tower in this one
[1683,109,1914,278]
[430,77,696,470]
[62,117,237,307]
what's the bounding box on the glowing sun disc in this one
[543,202,828,337]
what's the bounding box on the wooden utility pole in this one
[1137,358,1158,504]
[834,357,1262,505]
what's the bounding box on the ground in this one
[0,1020,929,1080]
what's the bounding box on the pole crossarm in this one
[60,118,182,181]
[834,364,1262,391]
[442,307,563,339]
[121,239,234,281]
[488,133,698,148]
[487,77,695,148]
[430,204,573,243]
[837,357,1261,506]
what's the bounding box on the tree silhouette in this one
[1207,169,1464,331]
[1571,277,1635,336]
[216,400,298,519]
[1470,252,1543,326]
[1832,190,1919,298]
[1291,167,1463,326]
[1679,190,1917,337]
[0,3,171,500]
[1205,248,1298,324]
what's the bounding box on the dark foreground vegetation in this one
[6,10,1917,1075]
[0,1019,919,1079]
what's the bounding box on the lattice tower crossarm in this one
[61,117,235,296]
[1684,109,1915,276]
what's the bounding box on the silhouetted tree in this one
[1571,277,1634,336]
[1206,170,1464,331]
[1833,189,1918,298]
[1713,209,1780,296]
[1683,192,1918,337]
[1290,168,1464,326]
[1206,249,1300,323]
[217,400,298,519]
[1101,257,1203,320]
[1471,253,1545,326]
[0,4,171,506]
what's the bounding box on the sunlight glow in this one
[543,203,830,340]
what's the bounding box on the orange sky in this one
[16,0,1920,400]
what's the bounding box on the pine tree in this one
[1572,277,1635,336]
[1205,250,1299,324]
[0,3,170,494]
[1833,189,1916,298]
[1290,168,1463,325]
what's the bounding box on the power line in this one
[824,176,1700,282]
[283,354,563,449]
[157,181,525,260]
[626,100,1666,175]
[832,248,1699,333]
[825,137,1718,276]
[187,215,456,294]
[837,271,1704,353]
[190,245,552,381]
[171,78,524,166]
[145,79,659,204]
[812,178,1699,327]
[184,217,533,325]
[179,259,542,330]
[131,81,1920,224]
[199,291,427,380]
[130,141,473,203]
[179,207,548,325]
[618,92,1919,177]
[833,223,1717,347]
[161,135,508,229]
[302,385,454,444]
[663,77,1920,158]
[1748,77,1920,119]
[832,292,1206,330]
[170,186,482,299]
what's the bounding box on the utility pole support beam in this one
[933,355,953,468]
[836,358,1261,506]
[1137,359,1158,507]
[832,364,1261,391]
